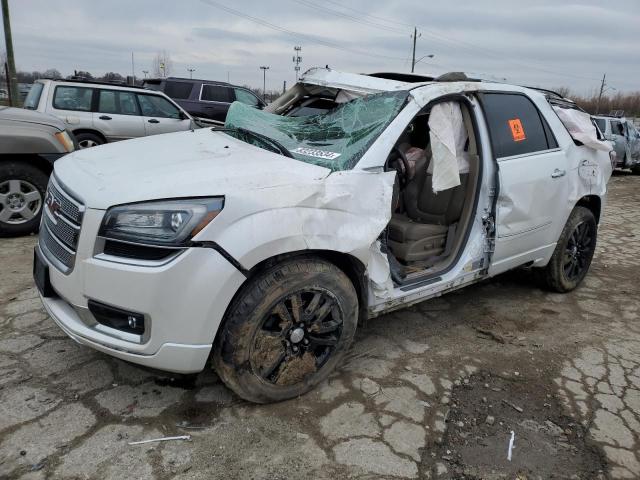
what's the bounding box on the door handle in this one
[99,115,112,120]
[148,119,160,124]
[551,169,566,178]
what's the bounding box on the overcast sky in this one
[2,0,639,95]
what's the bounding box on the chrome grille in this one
[39,178,84,273]
[40,223,74,268]
[43,210,79,248]
[47,180,82,223]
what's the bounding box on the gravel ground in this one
[0,172,638,480]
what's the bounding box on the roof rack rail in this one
[519,85,567,99]
[40,77,148,89]
[142,77,233,86]
[367,72,435,83]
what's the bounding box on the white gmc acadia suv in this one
[34,68,613,403]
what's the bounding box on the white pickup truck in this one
[34,69,613,403]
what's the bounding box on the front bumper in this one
[36,207,246,373]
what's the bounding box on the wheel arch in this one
[213,249,369,346]
[575,195,601,224]
[72,129,107,144]
[0,154,54,176]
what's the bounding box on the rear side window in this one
[611,120,624,136]
[482,93,557,158]
[23,82,44,110]
[234,88,260,107]
[137,94,181,119]
[53,86,93,112]
[200,84,232,102]
[98,90,140,116]
[165,81,193,100]
[594,118,607,134]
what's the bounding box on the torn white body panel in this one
[202,170,397,299]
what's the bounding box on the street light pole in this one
[413,54,435,67]
[260,65,269,97]
[187,67,196,79]
[1,0,19,106]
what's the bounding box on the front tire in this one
[0,162,48,237]
[540,206,597,293]
[213,258,358,403]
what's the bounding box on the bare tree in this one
[555,86,640,116]
[152,51,173,78]
[41,68,62,79]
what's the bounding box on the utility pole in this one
[131,52,135,83]
[293,46,302,81]
[260,65,269,98]
[2,0,19,106]
[596,73,606,115]
[187,67,195,79]
[411,27,421,73]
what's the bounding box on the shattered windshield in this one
[224,90,410,171]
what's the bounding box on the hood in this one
[54,128,331,209]
[0,107,66,130]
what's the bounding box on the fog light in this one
[88,300,146,335]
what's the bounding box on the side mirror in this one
[178,111,188,120]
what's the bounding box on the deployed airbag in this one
[427,102,469,193]
[553,107,612,152]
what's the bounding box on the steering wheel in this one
[385,146,411,187]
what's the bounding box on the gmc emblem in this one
[45,191,62,218]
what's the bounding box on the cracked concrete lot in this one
[0,173,638,479]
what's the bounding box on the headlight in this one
[54,131,75,152]
[99,198,224,246]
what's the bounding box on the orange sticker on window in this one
[508,118,526,142]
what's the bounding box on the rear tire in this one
[539,206,597,293]
[75,132,104,149]
[213,258,358,403]
[0,162,48,237]
[631,165,640,175]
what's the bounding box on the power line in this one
[198,0,403,62]
[293,0,604,83]
[292,0,406,35]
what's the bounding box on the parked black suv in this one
[142,77,266,123]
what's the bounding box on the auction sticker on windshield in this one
[291,147,341,160]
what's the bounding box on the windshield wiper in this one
[212,127,294,159]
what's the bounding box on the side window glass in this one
[118,91,139,115]
[200,85,231,102]
[482,93,551,158]
[137,94,181,119]
[98,91,118,114]
[165,81,193,100]
[594,118,607,134]
[234,88,260,107]
[611,121,623,136]
[53,86,93,112]
[541,113,558,149]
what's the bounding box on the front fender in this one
[201,170,396,296]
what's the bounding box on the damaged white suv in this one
[34,68,613,403]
